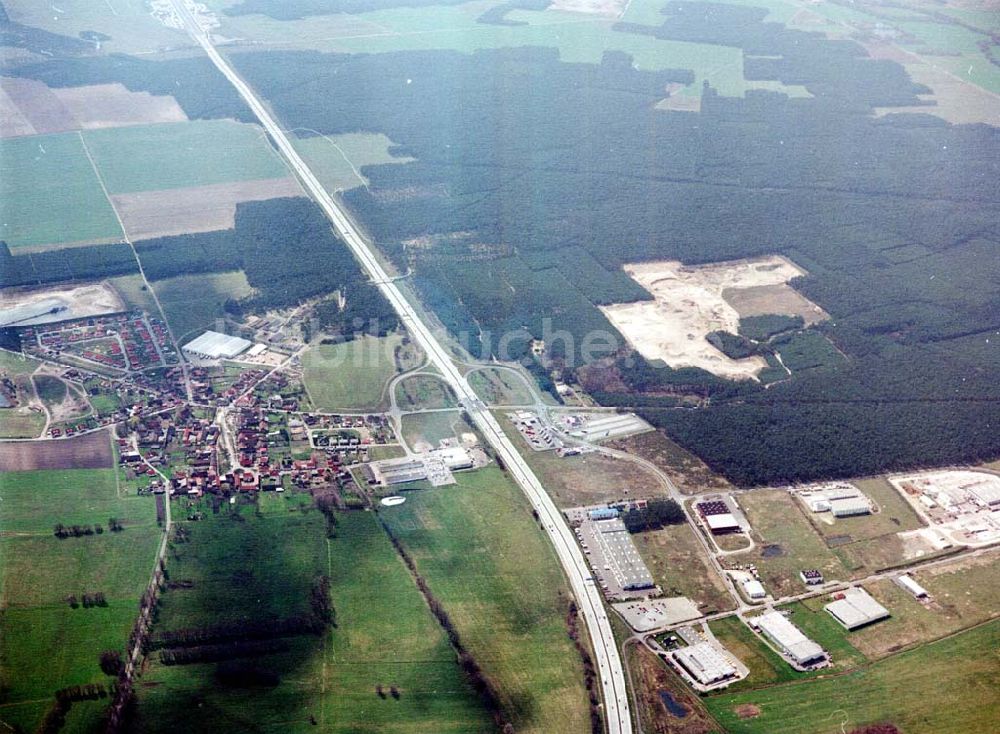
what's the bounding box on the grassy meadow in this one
[302,334,407,411]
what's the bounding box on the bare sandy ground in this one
[0,282,124,327]
[0,78,187,138]
[549,0,628,16]
[112,178,303,240]
[600,255,825,380]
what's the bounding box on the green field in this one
[154,270,255,343]
[302,334,407,411]
[293,132,415,192]
[378,468,590,733]
[399,410,470,451]
[0,467,159,733]
[736,490,849,598]
[467,367,533,406]
[216,0,754,96]
[33,374,67,406]
[394,373,458,410]
[0,132,123,249]
[82,120,289,194]
[4,0,190,55]
[706,620,1000,734]
[137,496,491,732]
[0,349,40,375]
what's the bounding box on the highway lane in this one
[166,3,632,731]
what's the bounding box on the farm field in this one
[495,413,665,507]
[302,334,407,411]
[705,619,1000,734]
[633,522,735,614]
[467,366,533,406]
[292,132,415,192]
[80,120,290,194]
[735,490,849,598]
[153,270,255,343]
[0,132,123,249]
[0,465,159,734]
[394,373,457,410]
[3,0,191,55]
[217,0,752,97]
[378,468,591,733]
[137,497,491,732]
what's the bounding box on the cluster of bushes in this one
[621,499,685,533]
[160,639,289,666]
[37,683,111,734]
[54,523,103,538]
[148,615,324,653]
[66,592,108,608]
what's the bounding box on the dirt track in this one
[0,429,113,471]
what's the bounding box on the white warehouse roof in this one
[830,496,871,517]
[741,578,766,599]
[672,642,736,685]
[825,587,890,630]
[897,574,929,599]
[757,612,825,665]
[706,513,740,531]
[182,330,252,359]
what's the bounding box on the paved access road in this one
[166,3,633,731]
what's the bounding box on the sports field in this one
[0,466,159,733]
[302,334,407,411]
[137,497,490,732]
[379,468,591,733]
[705,619,1000,734]
[80,120,290,194]
[0,132,123,249]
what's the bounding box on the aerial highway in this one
[166,2,633,731]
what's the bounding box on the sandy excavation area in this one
[600,255,825,380]
[0,282,124,327]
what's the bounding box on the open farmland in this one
[705,620,1000,734]
[112,177,302,241]
[292,131,415,192]
[302,334,413,411]
[378,468,591,733]
[0,465,159,734]
[81,120,290,194]
[0,132,123,249]
[137,497,491,732]
[0,429,113,471]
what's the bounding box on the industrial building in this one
[740,577,767,600]
[755,611,826,667]
[696,500,741,535]
[433,446,473,470]
[672,642,737,686]
[825,587,890,630]
[182,330,252,360]
[800,569,824,586]
[896,574,930,600]
[800,483,871,517]
[589,507,620,521]
[373,457,429,485]
[579,516,655,594]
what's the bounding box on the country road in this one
[165,1,634,731]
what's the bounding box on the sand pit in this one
[600,255,825,380]
[112,178,303,240]
[0,283,124,327]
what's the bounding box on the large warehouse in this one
[672,642,737,686]
[825,587,890,630]
[182,330,252,360]
[755,612,826,667]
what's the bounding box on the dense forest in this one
[7,5,1000,483]
[1,241,139,288]
[134,197,397,336]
